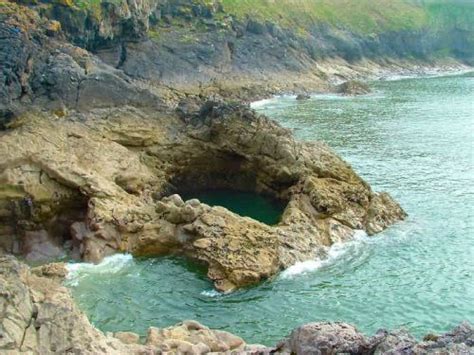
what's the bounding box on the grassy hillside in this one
[424,1,474,31]
[220,0,473,34]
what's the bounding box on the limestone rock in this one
[276,321,474,355]
[0,101,406,291]
[1,256,472,354]
[114,331,141,344]
[146,320,245,353]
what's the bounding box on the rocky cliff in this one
[2,0,473,121]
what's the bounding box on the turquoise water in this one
[66,72,474,345]
[181,190,284,225]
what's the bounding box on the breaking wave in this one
[65,254,134,287]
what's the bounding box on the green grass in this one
[424,1,474,31]
[220,0,473,34]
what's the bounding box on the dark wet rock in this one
[296,93,311,100]
[337,80,371,95]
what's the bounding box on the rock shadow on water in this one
[181,189,286,226]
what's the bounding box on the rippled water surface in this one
[67,73,474,345]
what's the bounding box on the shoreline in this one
[249,63,473,108]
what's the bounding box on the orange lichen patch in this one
[46,19,61,33]
[0,0,41,35]
[55,0,74,7]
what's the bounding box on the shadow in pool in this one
[181,189,285,225]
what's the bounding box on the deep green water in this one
[66,72,474,345]
[181,190,284,225]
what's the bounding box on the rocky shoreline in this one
[1,256,472,354]
[1,0,473,353]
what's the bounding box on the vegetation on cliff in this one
[220,0,473,33]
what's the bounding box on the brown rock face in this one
[0,101,406,292]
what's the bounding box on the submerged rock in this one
[296,93,311,100]
[337,80,371,95]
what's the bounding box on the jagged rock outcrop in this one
[2,0,472,118]
[0,100,406,291]
[0,1,166,126]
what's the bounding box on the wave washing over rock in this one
[65,253,134,286]
[280,230,368,279]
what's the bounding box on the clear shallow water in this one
[67,72,474,345]
[181,189,284,225]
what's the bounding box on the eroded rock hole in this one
[181,189,285,225]
[167,152,286,225]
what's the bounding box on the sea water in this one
[66,72,474,345]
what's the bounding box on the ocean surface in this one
[66,72,474,345]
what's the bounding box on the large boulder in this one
[336,80,371,95]
[277,322,370,355]
[276,321,474,355]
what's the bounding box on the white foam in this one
[66,254,133,286]
[250,98,274,108]
[280,230,368,279]
[200,289,222,298]
[250,94,297,109]
[280,259,325,278]
[377,68,473,82]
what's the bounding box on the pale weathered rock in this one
[0,102,406,291]
[146,320,245,353]
[1,256,472,354]
[114,331,141,344]
[276,321,474,354]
